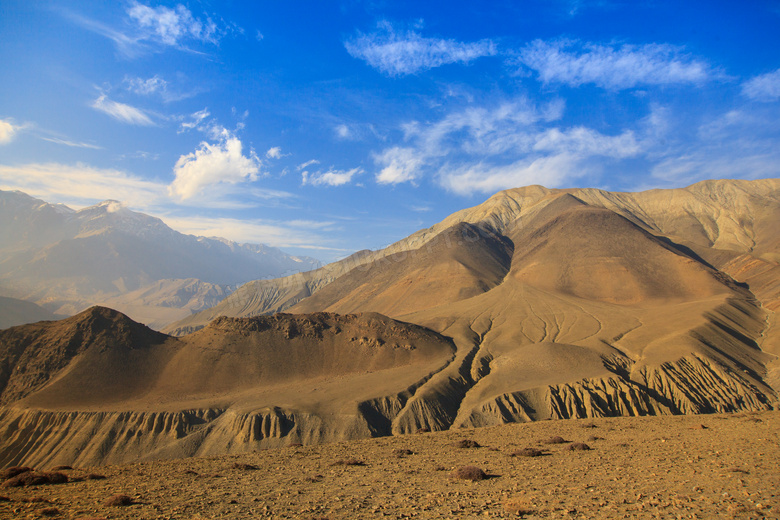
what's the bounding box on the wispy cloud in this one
[742,68,780,102]
[91,94,155,125]
[301,166,364,187]
[515,39,714,89]
[124,74,198,102]
[0,162,166,209]
[178,108,211,133]
[345,20,496,76]
[161,214,345,252]
[373,98,642,193]
[127,2,240,48]
[169,128,263,200]
[40,137,103,149]
[297,159,320,170]
[65,2,240,58]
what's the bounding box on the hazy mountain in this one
[0,190,321,328]
[0,296,57,329]
[0,179,777,468]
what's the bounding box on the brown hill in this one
[0,307,454,467]
[1,178,778,468]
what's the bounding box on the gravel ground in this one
[1,411,778,519]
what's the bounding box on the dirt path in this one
[1,411,778,519]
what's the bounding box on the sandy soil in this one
[1,411,778,519]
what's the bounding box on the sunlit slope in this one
[165,178,780,335]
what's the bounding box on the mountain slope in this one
[0,191,320,327]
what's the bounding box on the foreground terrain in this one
[1,411,778,519]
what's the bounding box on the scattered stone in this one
[504,496,534,515]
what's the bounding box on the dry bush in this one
[586,435,603,441]
[85,473,106,480]
[416,427,431,433]
[104,494,134,507]
[232,463,259,471]
[288,442,303,447]
[566,442,591,451]
[330,458,365,466]
[183,470,198,475]
[542,436,569,444]
[504,496,534,515]
[0,466,32,480]
[454,439,480,448]
[50,465,72,471]
[42,472,68,484]
[581,423,598,429]
[20,497,50,503]
[393,448,414,458]
[40,507,61,517]
[511,448,545,457]
[450,466,487,481]
[1,472,51,487]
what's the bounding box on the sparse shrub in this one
[393,448,414,458]
[581,423,598,429]
[0,466,32,479]
[21,497,50,503]
[1,472,50,487]
[504,497,534,515]
[454,439,480,449]
[40,507,60,517]
[104,494,134,507]
[511,448,545,457]
[50,465,72,471]
[288,442,303,447]
[566,442,591,451]
[183,469,198,475]
[232,463,258,471]
[330,458,365,466]
[304,474,323,483]
[542,436,568,444]
[85,473,106,480]
[416,427,431,433]
[450,466,487,481]
[42,472,68,484]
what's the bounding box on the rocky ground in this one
[1,411,778,519]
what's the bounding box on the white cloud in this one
[439,154,586,195]
[345,21,496,76]
[516,40,713,89]
[335,124,352,139]
[0,119,18,144]
[0,162,166,209]
[126,75,168,95]
[91,94,154,125]
[533,127,640,157]
[742,69,780,102]
[302,167,364,187]
[374,147,426,184]
[265,146,286,159]
[169,132,262,200]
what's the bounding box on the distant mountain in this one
[0,296,57,329]
[0,190,320,328]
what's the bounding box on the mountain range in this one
[0,190,320,328]
[0,178,778,467]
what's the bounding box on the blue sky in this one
[1,1,779,263]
